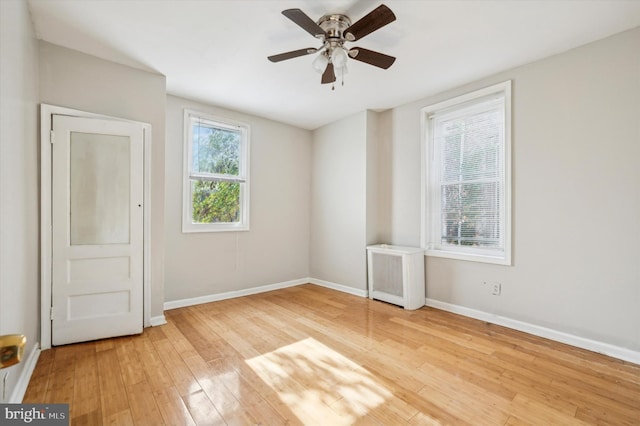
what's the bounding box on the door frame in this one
[40,104,152,350]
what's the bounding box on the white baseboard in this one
[149,315,167,326]
[425,298,640,365]
[309,278,369,298]
[9,342,40,403]
[164,278,309,310]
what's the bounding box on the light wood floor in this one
[24,284,640,425]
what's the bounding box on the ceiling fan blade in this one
[268,48,318,63]
[344,4,396,42]
[349,47,396,69]
[282,9,326,38]
[321,63,336,84]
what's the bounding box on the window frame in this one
[421,81,512,265]
[182,109,250,233]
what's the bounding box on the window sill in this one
[425,248,511,266]
[182,224,250,233]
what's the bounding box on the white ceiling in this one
[28,0,640,130]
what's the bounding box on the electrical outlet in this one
[492,282,502,296]
[482,281,502,296]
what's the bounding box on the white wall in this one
[164,95,311,302]
[38,42,167,318]
[310,111,370,291]
[379,28,640,351]
[0,0,40,401]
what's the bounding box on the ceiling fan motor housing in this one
[318,14,351,41]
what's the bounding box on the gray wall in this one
[164,95,311,302]
[0,0,40,402]
[310,111,373,291]
[38,42,167,319]
[379,27,640,351]
[365,110,380,246]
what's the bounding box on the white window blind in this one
[422,82,511,265]
[435,97,503,248]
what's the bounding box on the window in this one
[183,110,249,232]
[422,81,511,265]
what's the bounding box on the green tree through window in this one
[184,110,249,232]
[191,125,241,223]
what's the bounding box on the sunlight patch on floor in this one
[246,337,392,424]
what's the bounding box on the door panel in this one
[70,132,131,245]
[52,115,143,346]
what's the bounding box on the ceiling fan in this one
[268,4,396,89]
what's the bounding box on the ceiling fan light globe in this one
[312,53,329,73]
[331,47,348,68]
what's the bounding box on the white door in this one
[51,115,144,346]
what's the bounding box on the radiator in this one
[366,244,425,310]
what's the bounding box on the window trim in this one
[421,81,512,265]
[182,109,250,233]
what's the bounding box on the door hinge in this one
[50,130,55,144]
[50,307,54,320]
